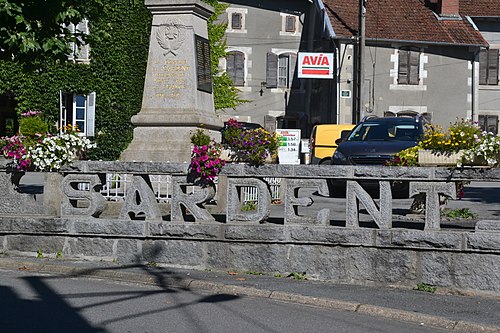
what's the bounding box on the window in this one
[231,13,242,30]
[280,13,299,35]
[398,48,420,85]
[266,52,297,89]
[226,8,247,33]
[60,91,96,137]
[478,115,498,134]
[479,49,499,85]
[285,16,296,33]
[66,19,90,63]
[226,51,245,86]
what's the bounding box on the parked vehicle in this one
[331,116,425,165]
[309,124,355,164]
[330,115,426,197]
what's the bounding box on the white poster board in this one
[276,129,301,164]
[298,52,334,79]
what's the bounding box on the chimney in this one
[438,0,460,17]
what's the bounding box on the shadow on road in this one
[0,255,244,332]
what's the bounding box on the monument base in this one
[120,125,221,163]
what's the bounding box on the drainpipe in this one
[357,0,366,122]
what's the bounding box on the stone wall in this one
[0,161,499,294]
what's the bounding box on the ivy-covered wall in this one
[0,1,152,161]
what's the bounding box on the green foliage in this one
[414,283,437,293]
[287,272,307,280]
[202,0,246,111]
[245,271,264,276]
[56,250,63,259]
[0,0,105,64]
[190,129,211,146]
[241,201,257,211]
[36,249,44,258]
[0,0,243,160]
[0,0,151,161]
[419,119,481,153]
[386,146,419,166]
[19,114,49,136]
[443,208,476,219]
[223,119,279,165]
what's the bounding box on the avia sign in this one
[298,52,334,79]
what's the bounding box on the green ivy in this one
[0,0,242,161]
[0,0,150,161]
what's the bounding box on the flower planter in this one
[418,150,464,166]
[220,148,275,164]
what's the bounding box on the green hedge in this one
[0,0,151,161]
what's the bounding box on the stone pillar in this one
[121,0,223,162]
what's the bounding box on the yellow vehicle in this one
[309,124,355,164]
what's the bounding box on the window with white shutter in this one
[226,51,245,86]
[479,49,499,85]
[398,48,420,85]
[60,91,96,137]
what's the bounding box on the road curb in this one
[1,257,499,332]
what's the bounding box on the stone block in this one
[67,237,114,257]
[315,246,349,281]
[221,243,290,273]
[475,220,500,232]
[391,230,463,249]
[6,235,65,254]
[142,240,203,266]
[466,233,500,251]
[205,242,230,269]
[2,217,67,233]
[375,230,392,246]
[68,218,145,236]
[150,223,221,239]
[346,248,417,283]
[288,226,373,246]
[224,225,286,241]
[116,239,140,263]
[453,253,500,292]
[421,252,454,287]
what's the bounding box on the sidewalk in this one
[0,256,498,332]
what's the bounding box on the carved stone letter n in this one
[346,181,392,229]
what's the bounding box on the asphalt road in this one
[0,268,454,333]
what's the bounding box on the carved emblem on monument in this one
[156,18,186,56]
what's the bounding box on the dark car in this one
[330,115,426,197]
[331,116,425,165]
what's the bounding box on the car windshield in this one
[347,122,421,142]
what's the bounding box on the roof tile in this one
[323,0,488,46]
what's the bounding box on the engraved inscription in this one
[195,35,212,93]
[150,59,190,100]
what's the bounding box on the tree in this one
[0,0,103,63]
[202,0,246,111]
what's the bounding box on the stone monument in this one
[121,0,223,162]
